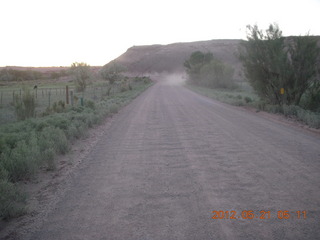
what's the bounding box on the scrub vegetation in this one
[184,51,235,89]
[0,66,153,220]
[185,24,320,129]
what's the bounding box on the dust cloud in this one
[148,72,187,86]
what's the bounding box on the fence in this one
[0,82,128,124]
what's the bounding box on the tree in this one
[184,51,234,88]
[239,24,320,105]
[184,51,213,84]
[100,61,126,84]
[199,59,235,88]
[239,24,286,104]
[71,62,90,92]
[284,36,320,105]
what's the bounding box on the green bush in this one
[109,104,119,114]
[0,165,9,181]
[71,62,90,92]
[265,104,284,114]
[282,105,301,117]
[300,90,320,112]
[199,59,235,89]
[84,100,95,110]
[297,110,320,128]
[264,104,320,128]
[43,101,66,117]
[14,89,36,120]
[38,126,69,169]
[0,179,27,220]
[240,24,320,106]
[1,134,40,182]
[244,96,253,103]
[42,148,56,170]
[0,78,154,219]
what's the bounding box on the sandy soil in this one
[1,82,320,240]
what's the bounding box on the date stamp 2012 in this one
[211,210,307,220]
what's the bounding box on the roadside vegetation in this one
[184,51,235,89]
[184,24,320,129]
[0,67,69,82]
[0,62,153,220]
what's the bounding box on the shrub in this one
[38,126,69,164]
[240,24,320,106]
[43,100,66,116]
[0,165,9,181]
[1,135,40,182]
[52,100,66,113]
[265,104,284,114]
[14,88,36,120]
[143,77,151,84]
[244,96,253,103]
[100,61,127,84]
[0,179,27,220]
[297,111,320,128]
[71,62,90,92]
[46,115,70,131]
[255,100,267,111]
[0,78,154,219]
[199,59,235,89]
[282,105,301,117]
[109,104,119,114]
[300,90,320,112]
[84,100,95,110]
[42,148,56,170]
[184,51,235,89]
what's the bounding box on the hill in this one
[112,39,244,79]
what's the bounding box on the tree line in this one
[0,68,69,82]
[71,61,126,92]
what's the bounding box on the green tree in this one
[100,61,126,84]
[184,51,234,88]
[240,24,320,105]
[239,24,286,104]
[184,51,213,84]
[71,62,90,92]
[284,36,320,105]
[199,59,235,88]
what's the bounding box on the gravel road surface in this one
[20,82,320,239]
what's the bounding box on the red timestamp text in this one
[211,210,307,220]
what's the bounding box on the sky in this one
[0,0,319,67]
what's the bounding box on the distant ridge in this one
[109,36,320,80]
[110,39,244,78]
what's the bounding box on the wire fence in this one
[0,82,129,124]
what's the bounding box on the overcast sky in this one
[1,0,319,67]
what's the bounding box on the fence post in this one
[48,91,51,107]
[66,85,69,104]
[70,91,74,106]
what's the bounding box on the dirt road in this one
[15,82,320,239]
